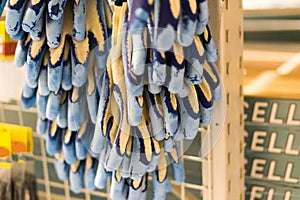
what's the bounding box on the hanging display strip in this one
[244,96,300,199]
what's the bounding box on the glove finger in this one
[5,0,26,38]
[168,141,185,183]
[86,0,110,70]
[94,161,108,189]
[46,14,64,48]
[177,0,197,46]
[147,17,167,87]
[128,0,153,32]
[54,152,69,181]
[71,41,89,87]
[203,61,221,101]
[14,34,31,67]
[127,94,143,126]
[84,155,97,191]
[103,0,113,35]
[26,35,47,88]
[48,37,67,92]
[46,120,61,156]
[38,56,50,96]
[122,16,144,97]
[68,86,86,131]
[165,43,185,94]
[62,129,77,165]
[61,40,72,91]
[72,0,86,41]
[184,37,205,84]
[176,85,200,140]
[48,0,67,20]
[196,0,209,35]
[36,92,48,120]
[164,136,175,153]
[152,174,171,200]
[195,79,214,125]
[56,91,68,129]
[90,68,113,154]
[131,30,147,76]
[199,27,218,63]
[29,11,45,41]
[86,52,100,124]
[69,159,84,194]
[46,89,62,120]
[146,61,161,94]
[153,0,180,51]
[75,120,88,160]
[152,152,171,200]
[119,148,132,179]
[128,177,145,200]
[110,171,128,200]
[21,82,37,109]
[145,137,161,172]
[22,0,45,34]
[36,118,48,136]
[160,88,179,136]
[128,129,149,179]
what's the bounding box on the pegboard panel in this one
[207,0,245,200]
